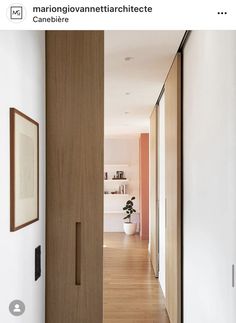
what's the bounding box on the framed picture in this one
[10,108,39,231]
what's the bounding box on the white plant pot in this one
[123,222,137,235]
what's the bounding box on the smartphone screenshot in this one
[0,0,235,322]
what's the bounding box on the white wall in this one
[183,31,236,323]
[0,31,45,323]
[158,94,166,296]
[104,136,140,232]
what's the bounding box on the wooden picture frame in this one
[10,108,39,231]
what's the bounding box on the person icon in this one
[13,303,21,313]
[9,300,25,316]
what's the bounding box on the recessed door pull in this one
[75,222,81,286]
[232,264,235,288]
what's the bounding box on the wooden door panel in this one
[165,54,181,323]
[46,31,104,323]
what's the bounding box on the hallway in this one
[103,233,170,323]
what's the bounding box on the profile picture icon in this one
[9,300,25,316]
[10,6,23,20]
[6,3,26,22]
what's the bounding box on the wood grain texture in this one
[104,233,170,323]
[46,31,104,323]
[165,54,181,323]
[149,107,158,276]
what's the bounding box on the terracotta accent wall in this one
[139,133,149,240]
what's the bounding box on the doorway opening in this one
[103,31,183,323]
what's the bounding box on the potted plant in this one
[123,196,137,235]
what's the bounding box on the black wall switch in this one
[35,245,41,281]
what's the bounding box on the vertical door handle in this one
[75,222,81,286]
[232,264,235,288]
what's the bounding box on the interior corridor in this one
[103,233,170,323]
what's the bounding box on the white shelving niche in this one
[104,137,140,232]
[104,164,130,214]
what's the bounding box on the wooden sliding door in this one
[149,107,158,276]
[165,53,181,323]
[46,31,104,323]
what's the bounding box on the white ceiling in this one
[105,31,185,136]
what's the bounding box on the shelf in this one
[104,211,124,214]
[104,179,128,182]
[104,194,129,197]
[104,210,140,214]
[104,164,129,167]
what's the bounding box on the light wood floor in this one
[103,233,170,323]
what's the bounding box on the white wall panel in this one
[183,31,236,323]
[0,31,45,323]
